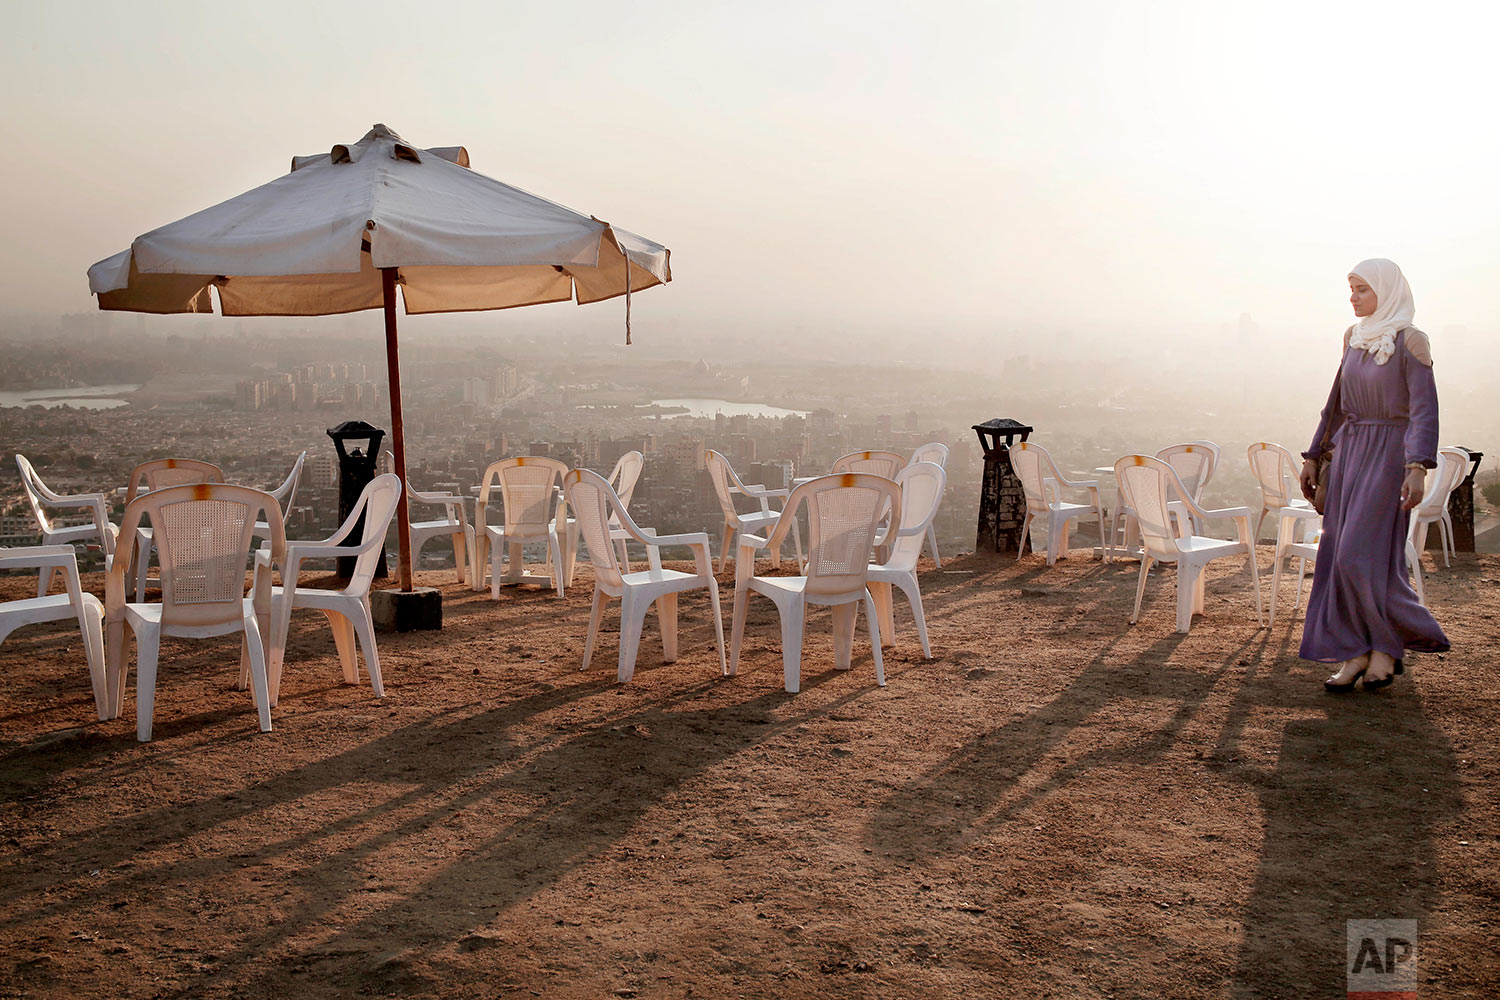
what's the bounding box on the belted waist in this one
[1342,415,1407,427]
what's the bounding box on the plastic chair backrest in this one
[476,457,568,535]
[564,469,629,590]
[126,459,225,504]
[608,450,645,517]
[780,474,901,597]
[1416,448,1469,517]
[1247,442,1299,509]
[1114,455,1191,561]
[705,450,748,521]
[907,442,949,470]
[117,483,284,627]
[270,451,307,508]
[1156,442,1218,502]
[339,474,402,594]
[832,450,904,479]
[887,463,946,569]
[14,455,58,534]
[1007,441,1058,512]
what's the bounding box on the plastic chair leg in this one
[863,589,886,687]
[1017,513,1032,561]
[615,537,631,574]
[349,606,383,697]
[105,618,128,718]
[79,606,109,721]
[832,602,857,670]
[489,542,505,600]
[895,575,931,659]
[133,624,160,743]
[325,609,359,685]
[790,518,805,574]
[1176,564,1199,633]
[242,618,273,734]
[867,581,896,647]
[617,592,647,683]
[728,585,747,676]
[657,592,679,662]
[134,534,152,604]
[583,589,608,670]
[564,520,580,586]
[1130,558,1151,624]
[549,535,565,598]
[1293,557,1309,615]
[450,530,468,585]
[779,599,805,693]
[707,579,727,675]
[718,523,733,574]
[1044,513,1062,566]
[927,524,942,568]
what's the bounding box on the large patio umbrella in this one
[88,123,671,594]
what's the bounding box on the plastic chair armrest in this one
[0,544,78,568]
[738,533,769,551]
[733,483,787,500]
[638,530,711,549]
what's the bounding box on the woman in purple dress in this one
[1298,258,1450,692]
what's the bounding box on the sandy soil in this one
[1,547,1497,999]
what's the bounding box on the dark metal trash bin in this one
[973,418,1033,554]
[327,420,389,579]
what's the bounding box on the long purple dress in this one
[1300,328,1450,662]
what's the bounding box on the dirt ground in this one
[1,546,1497,999]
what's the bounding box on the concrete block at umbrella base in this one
[372,588,442,632]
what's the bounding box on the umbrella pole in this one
[382,266,415,592]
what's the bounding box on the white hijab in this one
[1348,258,1415,365]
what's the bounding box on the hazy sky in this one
[3,1,1497,347]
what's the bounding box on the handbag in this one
[1311,367,1342,515]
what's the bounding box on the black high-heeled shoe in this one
[1324,663,1368,693]
[1394,658,1405,675]
[1362,671,1396,691]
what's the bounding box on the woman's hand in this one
[1299,458,1318,501]
[1400,467,1427,510]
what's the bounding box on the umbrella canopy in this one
[89,123,670,318]
[88,124,672,595]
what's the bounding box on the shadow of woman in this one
[1229,686,1460,997]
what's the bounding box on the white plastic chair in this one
[1269,518,1321,628]
[1407,447,1470,605]
[472,456,568,598]
[564,468,725,683]
[407,479,475,586]
[905,443,949,567]
[123,458,226,604]
[706,450,803,574]
[1114,455,1263,634]
[106,483,283,742]
[867,462,946,658]
[252,451,306,543]
[563,450,645,586]
[14,455,118,586]
[728,473,900,693]
[0,545,110,721]
[831,450,905,479]
[1247,441,1317,543]
[1157,441,1220,535]
[1008,442,1107,565]
[262,474,401,703]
